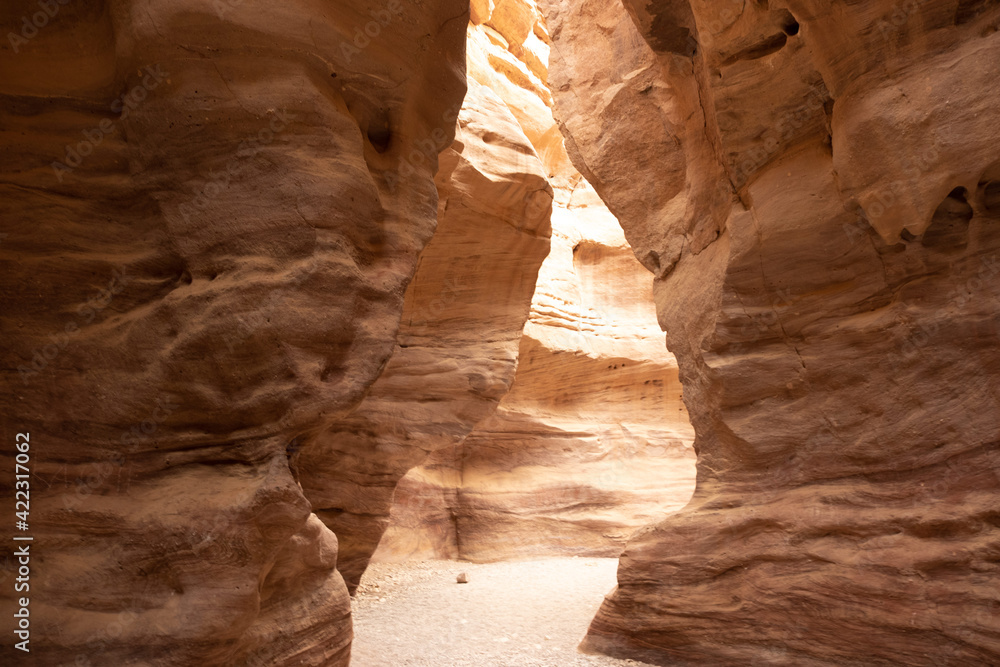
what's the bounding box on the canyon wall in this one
[376,180,696,563]
[296,74,553,593]
[0,0,467,664]
[540,0,1000,664]
[5,0,992,664]
[373,1,696,566]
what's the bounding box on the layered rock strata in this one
[0,0,467,664]
[374,1,696,565]
[377,180,696,563]
[297,75,553,593]
[539,0,1000,664]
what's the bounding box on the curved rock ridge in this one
[377,179,696,563]
[539,0,1000,664]
[308,0,692,587]
[297,74,553,593]
[373,1,696,565]
[0,0,467,664]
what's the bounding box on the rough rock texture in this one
[540,0,1000,664]
[373,3,696,566]
[376,182,695,563]
[0,0,467,664]
[297,74,553,593]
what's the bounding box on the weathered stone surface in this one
[309,2,683,589]
[488,0,538,49]
[0,0,467,663]
[297,75,553,593]
[471,0,495,26]
[377,181,695,563]
[374,4,696,567]
[540,0,1000,663]
[7,0,994,663]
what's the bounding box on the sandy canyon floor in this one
[351,558,651,667]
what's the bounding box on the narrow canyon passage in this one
[317,3,701,659]
[295,0,698,591]
[1,0,999,665]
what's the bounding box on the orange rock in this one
[539,0,1000,663]
[0,1,468,663]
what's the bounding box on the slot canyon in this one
[1,0,998,666]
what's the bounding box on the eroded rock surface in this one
[374,2,696,565]
[297,74,553,593]
[540,0,1000,664]
[377,180,696,563]
[0,0,467,664]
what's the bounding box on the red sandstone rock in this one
[377,181,696,564]
[540,0,1000,663]
[296,75,553,593]
[0,0,467,663]
[5,0,995,663]
[374,5,696,568]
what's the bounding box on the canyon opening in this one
[2,0,999,666]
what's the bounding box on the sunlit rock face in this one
[297,75,553,593]
[540,0,1000,664]
[0,0,466,664]
[377,180,696,563]
[373,0,696,566]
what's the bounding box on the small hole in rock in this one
[368,126,391,153]
[367,115,391,153]
[775,9,800,36]
[922,187,972,252]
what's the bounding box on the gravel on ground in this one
[349,557,653,667]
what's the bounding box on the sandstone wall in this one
[377,180,695,562]
[373,2,697,565]
[0,0,467,664]
[540,0,1000,664]
[297,75,553,593]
